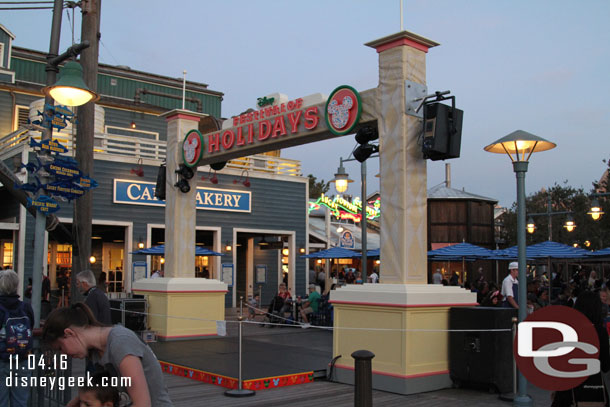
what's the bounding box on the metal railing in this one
[0,127,303,177]
[27,337,73,407]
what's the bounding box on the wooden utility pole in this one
[72,0,101,302]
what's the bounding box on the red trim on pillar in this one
[133,289,228,294]
[165,113,202,123]
[157,333,217,339]
[375,38,430,53]
[329,300,478,308]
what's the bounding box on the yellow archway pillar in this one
[330,32,476,394]
[133,110,227,340]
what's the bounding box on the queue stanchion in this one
[225,315,255,398]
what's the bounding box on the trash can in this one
[449,306,516,394]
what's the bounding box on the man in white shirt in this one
[369,270,379,284]
[501,262,519,309]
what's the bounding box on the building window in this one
[0,43,4,68]
[2,242,13,268]
[14,105,29,131]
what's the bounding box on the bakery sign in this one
[113,179,251,213]
[198,86,363,165]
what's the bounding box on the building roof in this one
[427,183,497,203]
[0,24,15,39]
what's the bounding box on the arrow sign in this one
[53,104,74,118]
[27,195,60,214]
[50,115,68,131]
[29,138,69,154]
[44,180,85,201]
[74,175,98,190]
[45,162,82,180]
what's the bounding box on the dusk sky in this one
[4,0,609,208]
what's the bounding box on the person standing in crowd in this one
[43,303,173,407]
[589,270,598,289]
[0,269,34,407]
[345,269,355,284]
[97,271,108,293]
[501,262,519,309]
[552,290,610,406]
[247,294,259,321]
[316,268,326,293]
[309,267,316,287]
[76,270,111,325]
[368,269,379,284]
[432,268,443,284]
[476,267,486,286]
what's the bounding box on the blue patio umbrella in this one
[495,241,591,301]
[365,248,380,258]
[427,243,496,281]
[131,244,222,256]
[588,247,610,257]
[427,242,496,259]
[497,241,590,259]
[301,246,361,259]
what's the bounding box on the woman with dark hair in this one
[553,290,610,406]
[43,303,172,407]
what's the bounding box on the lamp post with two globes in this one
[484,130,557,407]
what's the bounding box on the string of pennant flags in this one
[15,104,98,214]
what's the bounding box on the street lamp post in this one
[360,159,368,278]
[527,194,575,241]
[29,0,98,327]
[484,130,556,407]
[332,156,373,278]
[527,194,575,301]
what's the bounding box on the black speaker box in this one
[110,298,147,332]
[422,102,463,161]
[449,306,516,394]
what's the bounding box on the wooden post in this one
[72,0,101,302]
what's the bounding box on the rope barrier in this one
[108,306,512,333]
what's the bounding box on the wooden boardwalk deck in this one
[69,314,552,406]
[164,372,551,407]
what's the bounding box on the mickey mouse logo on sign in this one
[182,129,204,168]
[325,85,362,136]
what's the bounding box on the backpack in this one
[0,302,33,360]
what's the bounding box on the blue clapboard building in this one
[0,24,308,307]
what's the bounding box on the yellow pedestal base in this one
[132,278,227,340]
[330,284,476,394]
